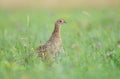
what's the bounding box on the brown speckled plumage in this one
[37,19,66,62]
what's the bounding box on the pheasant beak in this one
[64,21,67,23]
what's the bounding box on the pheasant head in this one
[55,19,66,26]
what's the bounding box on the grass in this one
[0,8,120,79]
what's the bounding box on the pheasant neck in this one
[49,24,61,42]
[53,23,61,34]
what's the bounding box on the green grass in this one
[0,8,120,79]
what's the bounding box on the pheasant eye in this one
[59,20,62,22]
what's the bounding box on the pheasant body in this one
[37,19,66,62]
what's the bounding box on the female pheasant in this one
[37,19,66,63]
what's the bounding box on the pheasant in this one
[37,19,66,63]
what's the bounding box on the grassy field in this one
[0,8,120,79]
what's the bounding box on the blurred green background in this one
[0,0,120,79]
